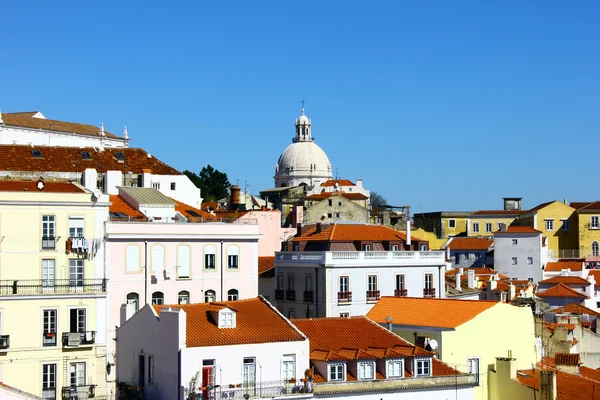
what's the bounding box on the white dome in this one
[275,141,332,187]
[297,114,310,124]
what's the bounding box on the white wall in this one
[493,233,544,282]
[317,387,474,400]
[0,125,127,148]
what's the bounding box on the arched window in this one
[593,241,599,257]
[204,245,217,270]
[178,290,190,304]
[227,245,239,269]
[152,291,164,305]
[228,289,239,301]
[127,292,139,313]
[205,290,216,303]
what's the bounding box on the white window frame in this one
[472,222,480,233]
[415,358,431,377]
[367,275,377,291]
[178,290,190,304]
[42,215,56,250]
[42,259,55,290]
[126,245,140,273]
[151,292,164,305]
[127,293,140,312]
[592,216,599,229]
[151,245,165,275]
[593,241,600,257]
[363,244,371,251]
[148,355,155,384]
[358,361,375,380]
[204,245,217,270]
[527,257,533,265]
[227,289,239,301]
[205,290,216,303]
[512,239,518,246]
[329,363,345,381]
[42,363,57,397]
[69,259,84,287]
[391,244,399,251]
[448,219,456,228]
[485,223,493,233]
[395,274,405,291]
[512,257,518,265]
[387,359,404,378]
[545,219,554,231]
[339,312,350,317]
[177,245,191,279]
[68,216,84,238]
[227,245,239,269]
[339,276,349,292]
[69,362,86,387]
[467,357,480,383]
[42,309,57,347]
[424,273,434,290]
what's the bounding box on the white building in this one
[116,297,311,400]
[493,226,548,282]
[0,110,129,148]
[272,223,447,318]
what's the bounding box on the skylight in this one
[81,151,92,159]
[114,152,125,161]
[31,150,43,158]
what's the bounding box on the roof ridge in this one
[378,295,500,304]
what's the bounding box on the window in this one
[368,275,377,291]
[288,309,296,319]
[69,259,84,287]
[305,275,313,291]
[42,259,55,290]
[277,275,284,290]
[415,359,431,376]
[396,274,405,290]
[228,289,239,301]
[335,212,340,218]
[177,245,191,278]
[127,293,139,312]
[219,311,235,327]
[204,245,217,269]
[329,364,345,381]
[391,244,399,251]
[114,152,125,161]
[328,199,333,207]
[287,274,295,290]
[512,239,518,245]
[80,151,91,159]
[68,217,84,238]
[205,290,216,303]
[562,219,570,231]
[340,312,350,317]
[148,356,155,384]
[178,290,190,304]
[150,245,165,277]
[152,292,164,305]
[43,309,57,346]
[387,360,403,378]
[363,244,371,251]
[593,241,600,257]
[70,362,86,387]
[69,308,86,333]
[339,276,349,292]
[485,223,493,233]
[202,360,215,391]
[545,219,554,231]
[227,246,239,269]
[527,257,533,265]
[420,244,427,251]
[448,219,456,228]
[282,354,296,382]
[126,245,140,272]
[424,273,433,289]
[31,149,43,157]
[42,215,55,250]
[338,201,342,207]
[152,182,160,190]
[472,222,479,233]
[512,257,518,265]
[592,216,599,229]
[42,363,56,398]
[170,182,176,190]
[467,357,479,383]
[358,362,374,380]
[243,357,256,388]
[327,213,332,218]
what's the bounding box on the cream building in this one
[0,181,110,400]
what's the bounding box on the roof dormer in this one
[207,304,237,329]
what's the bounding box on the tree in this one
[370,191,388,210]
[184,165,231,202]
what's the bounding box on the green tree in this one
[184,165,231,202]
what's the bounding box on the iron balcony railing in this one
[366,290,381,301]
[202,379,313,399]
[43,332,58,347]
[62,331,96,348]
[423,288,436,297]
[394,289,408,297]
[303,290,314,302]
[42,236,56,250]
[110,216,258,225]
[338,291,352,303]
[42,387,56,400]
[0,335,9,350]
[0,279,107,295]
[61,384,96,399]
[275,289,284,301]
[285,290,296,301]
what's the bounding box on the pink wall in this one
[239,211,296,256]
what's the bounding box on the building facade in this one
[493,226,547,282]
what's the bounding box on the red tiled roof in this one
[536,283,589,299]
[588,270,600,286]
[517,369,600,400]
[212,209,252,219]
[0,145,181,175]
[171,198,217,221]
[528,201,556,212]
[321,179,355,187]
[552,303,600,317]
[539,276,590,286]
[291,223,421,243]
[445,237,492,250]
[258,256,275,275]
[545,261,584,272]
[556,353,580,366]
[548,323,576,331]
[367,297,498,329]
[201,202,219,211]
[0,180,86,193]
[2,111,121,139]
[152,297,305,347]
[495,226,542,234]
[109,195,146,218]
[581,366,600,383]
[573,201,600,212]
[470,210,526,216]
[306,191,369,201]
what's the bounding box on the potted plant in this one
[44,332,56,338]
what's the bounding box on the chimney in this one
[467,269,476,289]
[564,198,568,205]
[508,282,516,301]
[385,316,393,331]
[487,275,497,296]
[82,168,98,192]
[356,179,363,187]
[406,217,411,247]
[315,223,322,233]
[455,268,462,291]
[141,169,152,188]
[539,370,557,400]
[587,274,596,298]
[230,185,243,210]
[383,210,391,226]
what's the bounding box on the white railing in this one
[275,251,446,266]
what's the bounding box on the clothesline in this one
[66,237,101,259]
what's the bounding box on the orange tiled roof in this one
[171,198,217,221]
[306,191,369,201]
[2,111,121,139]
[201,202,219,211]
[581,366,600,383]
[445,237,493,250]
[109,195,145,218]
[552,303,600,317]
[291,223,421,243]
[367,297,498,329]
[573,201,600,212]
[0,145,181,175]
[258,256,275,275]
[528,201,556,212]
[588,270,600,286]
[470,210,526,216]
[545,261,584,272]
[516,369,600,399]
[548,323,576,331]
[321,179,355,187]
[0,180,86,193]
[539,276,590,286]
[212,209,252,219]
[152,297,305,347]
[556,353,580,366]
[535,283,589,299]
[495,226,542,234]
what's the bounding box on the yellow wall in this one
[468,217,517,237]
[441,216,468,238]
[411,227,447,250]
[532,201,578,255]
[577,211,600,258]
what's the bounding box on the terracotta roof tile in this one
[0,180,86,193]
[2,111,121,139]
[201,201,219,211]
[170,198,217,221]
[587,270,600,287]
[495,226,542,234]
[539,276,590,286]
[528,201,557,212]
[320,179,355,187]
[580,366,600,383]
[258,256,275,275]
[367,297,498,329]
[548,323,576,331]
[0,145,181,175]
[556,353,581,366]
[152,297,305,347]
[291,223,421,243]
[545,261,584,272]
[516,368,600,399]
[535,283,589,299]
[552,303,600,317]
[444,237,493,250]
[109,195,146,218]
[470,210,526,216]
[306,191,369,201]
[574,201,600,212]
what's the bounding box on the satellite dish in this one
[92,189,102,201]
[429,339,439,350]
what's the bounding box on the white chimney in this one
[82,168,98,192]
[587,274,596,298]
[508,282,516,300]
[455,269,462,291]
[99,122,105,137]
[467,269,476,289]
[105,170,123,194]
[356,179,363,187]
[0,109,3,124]
[405,205,411,247]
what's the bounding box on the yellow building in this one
[0,181,109,399]
[412,211,471,240]
[571,201,600,261]
[368,297,537,400]
[516,200,578,258]
[467,210,524,237]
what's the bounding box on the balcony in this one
[61,385,96,399]
[275,250,446,267]
[0,279,107,296]
[275,289,284,301]
[206,380,313,399]
[588,223,600,230]
[42,236,56,250]
[366,290,380,302]
[62,331,96,348]
[303,290,314,302]
[394,289,408,297]
[423,288,436,298]
[285,290,296,301]
[42,388,56,400]
[43,332,58,347]
[338,291,352,303]
[0,335,9,350]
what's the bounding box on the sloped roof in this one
[0,145,181,175]
[535,283,589,299]
[555,353,581,366]
[258,256,275,275]
[291,223,421,243]
[587,270,600,286]
[152,297,305,347]
[495,226,542,234]
[580,366,600,383]
[0,180,86,193]
[109,195,146,218]
[516,369,600,399]
[528,201,556,212]
[444,237,492,250]
[2,111,121,139]
[306,191,369,201]
[321,179,355,187]
[545,261,584,272]
[573,201,600,212]
[366,297,498,329]
[552,303,600,317]
[170,198,217,221]
[470,210,526,216]
[119,186,175,206]
[539,276,590,286]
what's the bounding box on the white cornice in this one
[105,233,262,241]
[0,200,111,207]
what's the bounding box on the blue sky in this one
[1,1,599,212]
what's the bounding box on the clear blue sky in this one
[1,1,599,212]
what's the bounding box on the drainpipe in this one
[314,267,319,318]
[144,240,148,304]
[220,241,224,301]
